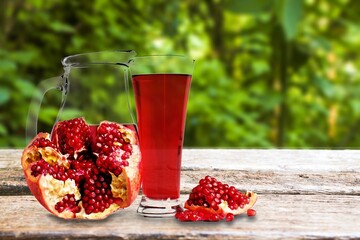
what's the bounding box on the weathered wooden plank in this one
[0,195,359,239]
[0,169,30,195]
[182,149,360,172]
[1,149,360,195]
[2,169,359,196]
[0,149,22,169]
[3,148,360,171]
[1,149,360,239]
[181,169,360,195]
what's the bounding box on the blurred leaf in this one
[0,59,17,72]
[350,100,360,117]
[49,21,75,33]
[0,88,11,105]
[38,107,59,125]
[9,136,26,148]
[224,0,275,14]
[289,44,310,71]
[313,76,334,98]
[10,51,38,64]
[71,36,86,49]
[251,60,270,75]
[60,109,84,120]
[0,124,7,136]
[276,0,303,41]
[13,79,37,98]
[263,93,283,111]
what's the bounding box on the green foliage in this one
[1,0,360,148]
[276,0,303,40]
[224,0,275,14]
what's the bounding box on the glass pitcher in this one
[26,50,137,141]
[23,50,146,219]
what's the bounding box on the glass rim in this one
[130,54,195,62]
[61,50,136,67]
[129,55,195,75]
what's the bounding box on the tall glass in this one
[130,55,194,217]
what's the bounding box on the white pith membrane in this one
[22,122,141,219]
[40,175,80,219]
[111,144,141,203]
[217,191,258,215]
[40,147,69,168]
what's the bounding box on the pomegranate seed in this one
[122,144,132,153]
[225,213,234,222]
[55,194,78,213]
[209,214,221,222]
[86,205,94,214]
[247,209,256,217]
[31,138,57,149]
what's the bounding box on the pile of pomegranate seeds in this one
[55,194,79,213]
[175,175,257,222]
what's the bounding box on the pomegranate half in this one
[21,117,141,219]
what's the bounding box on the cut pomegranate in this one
[21,117,141,219]
[176,176,257,222]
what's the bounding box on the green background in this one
[1,0,360,149]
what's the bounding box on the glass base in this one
[137,196,182,218]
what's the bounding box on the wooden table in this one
[0,149,359,239]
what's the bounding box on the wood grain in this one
[0,194,359,239]
[1,149,359,239]
[0,149,22,169]
[4,149,360,170]
[2,149,359,195]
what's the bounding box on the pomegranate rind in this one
[75,203,120,220]
[219,191,257,215]
[23,165,80,219]
[22,133,54,169]
[21,137,80,219]
[110,134,141,208]
[38,175,81,219]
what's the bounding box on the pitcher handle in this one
[26,75,67,143]
[124,67,137,125]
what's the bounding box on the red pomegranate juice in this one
[132,74,192,199]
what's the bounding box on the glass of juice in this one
[129,55,194,217]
